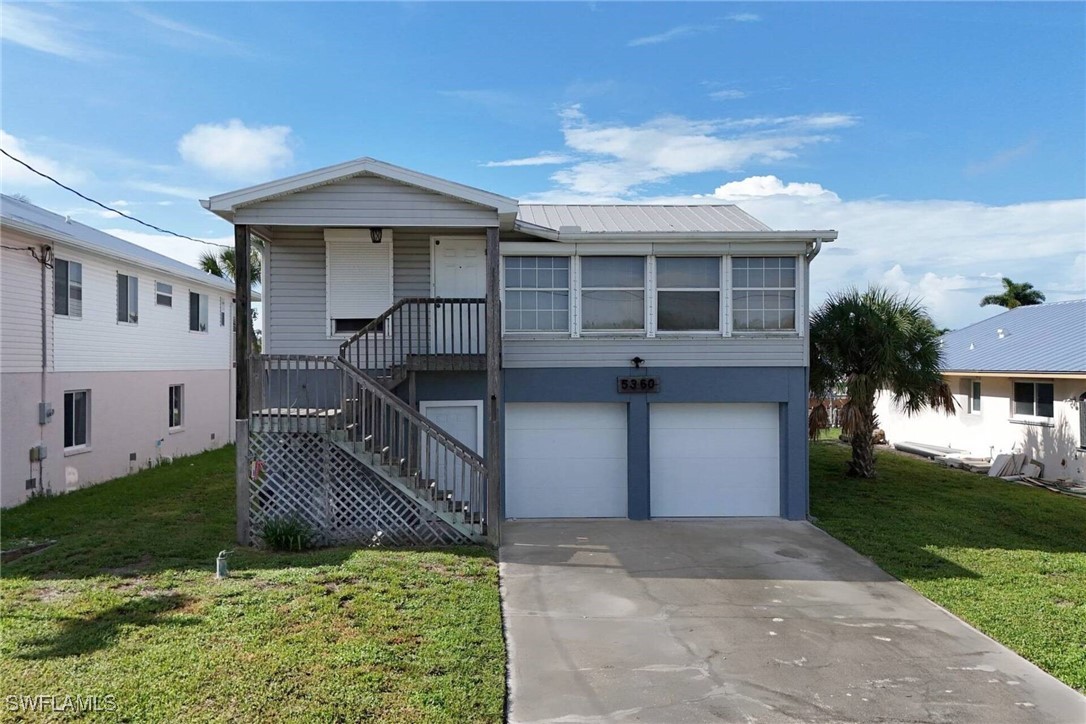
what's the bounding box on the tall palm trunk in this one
[845,393,877,478]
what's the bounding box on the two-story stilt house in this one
[203,158,837,546]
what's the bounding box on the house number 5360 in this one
[617,376,660,393]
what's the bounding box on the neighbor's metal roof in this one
[1,194,237,295]
[516,204,773,234]
[941,299,1086,374]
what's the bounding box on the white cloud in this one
[128,6,242,51]
[127,180,212,201]
[177,120,293,181]
[709,89,747,100]
[708,175,839,202]
[726,13,761,22]
[628,25,711,47]
[483,153,576,168]
[0,130,90,190]
[542,106,857,195]
[0,4,98,60]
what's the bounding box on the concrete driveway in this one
[500,519,1085,724]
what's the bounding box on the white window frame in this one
[729,256,799,335]
[54,259,83,319]
[502,256,571,335]
[966,379,982,415]
[653,256,725,336]
[1011,380,1055,422]
[189,291,209,333]
[168,384,184,431]
[156,281,173,307]
[117,273,139,325]
[578,255,648,335]
[63,389,90,453]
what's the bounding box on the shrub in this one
[260,514,315,551]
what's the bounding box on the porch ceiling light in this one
[370,227,383,243]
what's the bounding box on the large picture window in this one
[732,257,796,331]
[117,273,138,324]
[1013,381,1054,420]
[581,256,645,331]
[656,257,720,332]
[504,257,570,332]
[54,259,83,318]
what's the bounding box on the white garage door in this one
[505,403,627,518]
[650,403,780,517]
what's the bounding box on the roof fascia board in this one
[942,370,1086,379]
[510,222,838,243]
[205,157,518,215]
[1,217,240,296]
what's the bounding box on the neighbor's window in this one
[732,257,796,332]
[54,259,83,318]
[964,379,982,414]
[580,256,645,331]
[656,257,721,332]
[504,256,570,332]
[189,292,208,332]
[117,273,138,323]
[64,390,89,449]
[168,384,184,429]
[156,282,173,307]
[219,297,226,327]
[1013,381,1054,419]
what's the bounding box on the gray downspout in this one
[39,244,52,494]
[803,238,821,521]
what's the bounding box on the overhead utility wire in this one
[1,148,229,248]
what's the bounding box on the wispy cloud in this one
[725,13,761,23]
[628,25,712,47]
[483,153,576,168]
[709,89,747,100]
[128,6,247,54]
[523,105,858,196]
[964,138,1039,176]
[0,130,91,190]
[0,4,99,61]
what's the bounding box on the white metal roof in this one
[1,194,239,295]
[517,204,773,234]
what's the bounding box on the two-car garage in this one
[504,402,781,519]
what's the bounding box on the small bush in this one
[260,514,315,551]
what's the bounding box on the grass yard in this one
[810,441,1086,692]
[0,447,505,722]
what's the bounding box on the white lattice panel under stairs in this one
[248,430,471,547]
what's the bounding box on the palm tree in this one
[979,277,1045,309]
[809,286,956,478]
[198,240,262,286]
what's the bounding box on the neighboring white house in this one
[876,300,1086,483]
[1,195,250,507]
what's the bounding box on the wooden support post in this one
[485,226,502,547]
[234,224,251,545]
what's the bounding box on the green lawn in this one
[811,442,1086,692]
[0,447,504,722]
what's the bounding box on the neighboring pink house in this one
[1,195,256,507]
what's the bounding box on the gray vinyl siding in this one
[503,337,806,368]
[234,174,500,227]
[265,227,475,355]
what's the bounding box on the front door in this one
[432,236,486,354]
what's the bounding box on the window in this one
[581,256,645,331]
[54,259,82,318]
[168,384,184,429]
[156,282,173,307]
[189,292,208,332]
[117,273,138,323]
[656,257,720,332]
[963,379,982,414]
[332,318,375,334]
[219,297,226,327]
[732,257,797,331]
[64,390,89,449]
[1078,392,1086,450]
[1013,381,1054,419]
[504,257,570,332]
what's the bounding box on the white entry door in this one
[650,403,780,517]
[419,401,483,508]
[505,403,628,518]
[432,236,486,354]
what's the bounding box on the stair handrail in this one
[332,357,487,471]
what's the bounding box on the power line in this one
[1,148,229,249]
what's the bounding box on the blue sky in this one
[2,2,1083,328]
